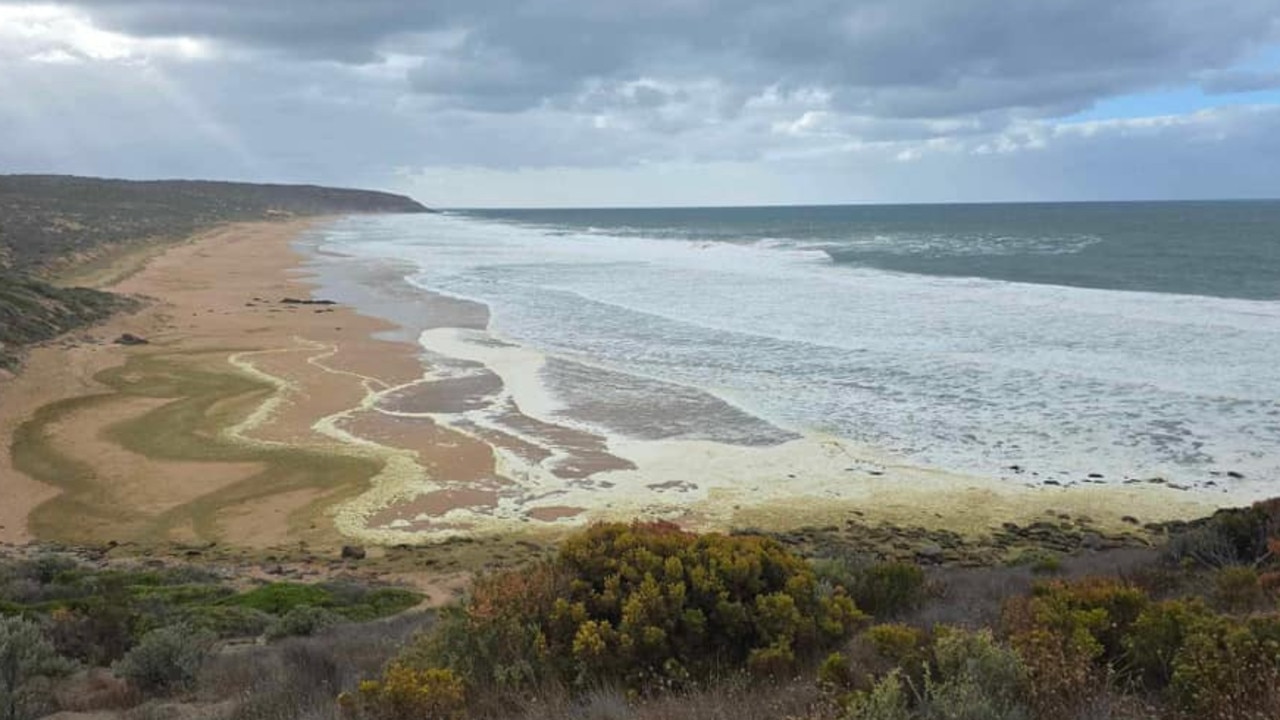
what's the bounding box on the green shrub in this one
[818,651,856,693]
[1002,578,1145,719]
[1123,598,1214,689]
[1169,615,1280,720]
[221,582,420,622]
[862,624,925,667]
[844,669,911,720]
[24,554,80,586]
[0,615,75,720]
[919,627,1029,720]
[854,563,927,618]
[815,559,927,619]
[266,605,343,640]
[177,604,273,638]
[820,623,928,705]
[403,522,865,694]
[337,587,422,622]
[224,583,333,615]
[846,631,1035,720]
[1212,566,1265,613]
[114,624,215,696]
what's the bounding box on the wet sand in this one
[0,218,1226,553]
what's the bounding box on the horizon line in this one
[441,196,1280,212]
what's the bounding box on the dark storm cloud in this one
[58,0,1280,117]
[2,0,1279,205]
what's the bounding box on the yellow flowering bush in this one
[352,665,466,720]
[404,521,865,693]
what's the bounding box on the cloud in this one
[399,104,1280,207]
[1200,69,1280,94]
[0,4,210,63]
[53,0,1280,116]
[0,1,1278,205]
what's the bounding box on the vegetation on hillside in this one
[0,556,419,661]
[385,522,864,702]
[0,174,429,275]
[0,273,137,370]
[3,501,1280,719]
[0,174,430,369]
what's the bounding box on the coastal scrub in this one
[392,521,865,697]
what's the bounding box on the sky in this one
[1,1,1279,207]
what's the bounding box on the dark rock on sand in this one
[341,545,367,560]
[114,333,149,345]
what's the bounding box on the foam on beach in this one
[314,315,1218,544]
[286,214,1278,544]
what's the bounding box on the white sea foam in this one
[315,212,1280,502]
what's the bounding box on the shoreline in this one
[0,217,1238,556]
[298,233,1227,541]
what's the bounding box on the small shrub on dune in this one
[348,665,466,720]
[1123,597,1215,690]
[0,615,75,720]
[399,522,865,699]
[225,583,333,615]
[404,558,567,691]
[222,581,420,626]
[819,624,926,707]
[179,604,274,638]
[266,605,343,641]
[1168,614,1280,720]
[114,624,215,696]
[840,628,1029,720]
[1211,566,1266,613]
[1001,578,1145,719]
[814,559,927,619]
[918,627,1028,720]
[844,669,912,720]
[862,624,926,668]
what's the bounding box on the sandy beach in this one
[0,219,487,549]
[0,218,1228,555]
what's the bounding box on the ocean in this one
[304,201,1280,509]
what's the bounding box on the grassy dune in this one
[13,351,382,546]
